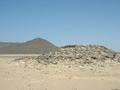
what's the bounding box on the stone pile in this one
[14,45,120,69]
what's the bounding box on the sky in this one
[0,0,120,51]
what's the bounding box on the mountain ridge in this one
[0,38,57,54]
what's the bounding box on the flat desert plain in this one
[0,55,120,90]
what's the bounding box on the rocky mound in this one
[14,45,120,71]
[0,38,57,54]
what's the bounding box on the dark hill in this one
[0,38,57,54]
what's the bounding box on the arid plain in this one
[0,54,120,90]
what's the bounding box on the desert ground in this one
[0,55,120,90]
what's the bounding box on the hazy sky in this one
[0,0,120,51]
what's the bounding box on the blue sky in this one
[0,0,120,51]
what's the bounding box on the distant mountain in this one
[0,38,57,54]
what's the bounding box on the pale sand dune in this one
[0,55,120,90]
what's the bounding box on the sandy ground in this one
[0,55,120,90]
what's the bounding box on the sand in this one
[0,55,120,90]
